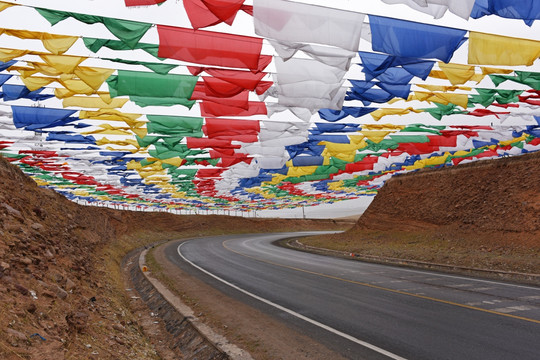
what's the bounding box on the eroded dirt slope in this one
[0,156,348,359]
[304,152,540,274]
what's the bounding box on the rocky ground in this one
[1,150,538,359]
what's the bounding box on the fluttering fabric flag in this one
[0,47,31,62]
[183,0,252,29]
[468,31,540,66]
[146,115,204,137]
[1,85,54,101]
[200,101,267,117]
[0,74,12,86]
[157,25,270,71]
[189,66,268,92]
[269,57,347,112]
[83,38,160,58]
[36,8,152,49]
[253,0,365,52]
[358,51,435,81]
[318,107,377,121]
[11,106,78,130]
[368,15,467,62]
[0,60,16,72]
[437,62,479,85]
[124,0,167,6]
[107,70,199,108]
[0,1,15,12]
[62,96,129,109]
[103,58,178,75]
[204,118,260,141]
[0,29,78,55]
[380,0,476,20]
[408,91,469,108]
[490,71,540,90]
[471,0,540,26]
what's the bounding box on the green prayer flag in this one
[84,38,161,58]
[103,58,178,75]
[421,103,466,120]
[147,115,203,137]
[37,8,151,48]
[107,70,198,109]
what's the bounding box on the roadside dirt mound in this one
[0,156,348,359]
[356,151,540,237]
[304,152,540,274]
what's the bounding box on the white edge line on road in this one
[177,241,407,360]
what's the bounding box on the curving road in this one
[163,232,540,360]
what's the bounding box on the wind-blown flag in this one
[157,25,270,71]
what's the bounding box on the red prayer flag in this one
[189,66,268,89]
[200,101,267,117]
[467,109,510,118]
[191,83,250,109]
[157,25,269,71]
[196,168,225,178]
[124,0,166,6]
[183,0,251,29]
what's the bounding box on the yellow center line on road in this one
[222,240,540,325]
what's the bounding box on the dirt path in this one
[151,241,347,360]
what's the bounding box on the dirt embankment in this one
[0,156,349,359]
[303,152,540,275]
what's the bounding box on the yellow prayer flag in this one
[62,96,128,109]
[480,66,514,75]
[74,66,115,91]
[468,31,540,66]
[26,62,64,77]
[0,47,29,62]
[287,166,318,177]
[81,124,132,135]
[20,76,56,91]
[417,84,472,92]
[40,33,78,55]
[438,62,478,85]
[363,124,405,131]
[370,108,421,121]
[0,1,15,12]
[40,54,86,73]
[360,131,392,143]
[131,127,148,138]
[58,78,95,95]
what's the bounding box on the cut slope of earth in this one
[0,155,349,359]
[303,152,540,275]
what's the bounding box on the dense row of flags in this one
[0,0,539,212]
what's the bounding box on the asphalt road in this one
[164,232,540,360]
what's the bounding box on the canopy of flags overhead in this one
[0,0,539,213]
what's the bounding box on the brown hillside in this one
[303,152,540,275]
[0,156,347,359]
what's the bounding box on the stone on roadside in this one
[6,328,27,341]
[55,286,68,300]
[20,257,33,266]
[2,203,22,218]
[64,277,76,291]
[66,311,88,333]
[112,323,125,332]
[31,223,44,231]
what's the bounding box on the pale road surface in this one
[163,232,540,360]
